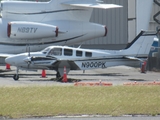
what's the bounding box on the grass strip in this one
[0,86,160,118]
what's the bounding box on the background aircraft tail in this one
[124,31,157,57]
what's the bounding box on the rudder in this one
[124,31,157,57]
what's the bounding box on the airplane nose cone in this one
[5,57,15,65]
[5,57,12,64]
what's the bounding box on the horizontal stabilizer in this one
[62,0,122,9]
[124,56,144,62]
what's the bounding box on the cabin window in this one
[48,48,62,56]
[64,48,73,56]
[85,52,92,57]
[76,50,82,57]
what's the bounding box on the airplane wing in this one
[48,60,80,70]
[61,0,123,9]
[27,55,146,71]
[50,56,121,70]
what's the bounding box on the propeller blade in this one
[28,45,30,57]
[23,56,32,69]
[27,62,30,69]
[23,57,31,63]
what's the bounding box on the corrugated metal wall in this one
[81,0,128,50]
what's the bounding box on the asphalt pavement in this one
[0,65,160,86]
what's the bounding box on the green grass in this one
[0,86,160,118]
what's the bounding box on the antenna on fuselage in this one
[28,44,30,57]
[78,45,82,48]
[78,42,83,48]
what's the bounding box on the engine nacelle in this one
[7,21,58,39]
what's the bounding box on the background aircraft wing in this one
[61,0,122,9]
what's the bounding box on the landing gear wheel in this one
[13,74,19,81]
[56,72,61,79]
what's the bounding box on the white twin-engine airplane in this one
[5,31,157,80]
[0,0,122,54]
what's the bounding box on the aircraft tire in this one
[13,74,19,81]
[56,72,61,79]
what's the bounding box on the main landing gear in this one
[13,68,19,81]
[56,71,61,78]
[12,69,62,81]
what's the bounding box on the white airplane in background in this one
[0,0,122,54]
[4,31,157,80]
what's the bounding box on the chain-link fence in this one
[2,0,50,1]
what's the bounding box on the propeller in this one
[27,44,31,69]
[28,44,30,57]
[23,44,32,69]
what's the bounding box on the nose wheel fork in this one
[13,68,19,81]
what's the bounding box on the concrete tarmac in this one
[0,65,160,86]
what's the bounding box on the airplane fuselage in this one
[0,18,106,54]
[5,46,141,73]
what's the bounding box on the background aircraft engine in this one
[7,21,58,39]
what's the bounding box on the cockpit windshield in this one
[48,48,62,56]
[41,47,51,54]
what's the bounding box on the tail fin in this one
[124,31,157,57]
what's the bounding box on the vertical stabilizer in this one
[124,31,157,57]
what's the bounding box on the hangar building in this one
[85,0,160,50]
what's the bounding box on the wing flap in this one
[61,1,122,9]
